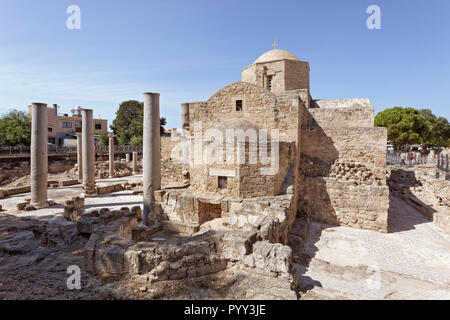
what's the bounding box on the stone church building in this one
[162,48,389,236]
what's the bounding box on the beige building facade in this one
[27,104,108,146]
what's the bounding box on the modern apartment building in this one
[27,104,108,146]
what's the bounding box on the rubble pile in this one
[65,161,139,179]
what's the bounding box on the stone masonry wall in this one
[160,136,184,186]
[189,81,300,142]
[298,124,389,233]
[303,106,375,128]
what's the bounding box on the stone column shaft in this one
[30,103,48,208]
[180,103,190,184]
[76,132,83,182]
[109,134,115,178]
[143,92,161,225]
[81,109,96,196]
[132,152,138,175]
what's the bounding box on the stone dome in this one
[254,49,300,64]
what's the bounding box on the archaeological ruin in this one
[0,48,449,300]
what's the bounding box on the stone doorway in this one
[198,201,222,225]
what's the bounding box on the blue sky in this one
[0,0,449,129]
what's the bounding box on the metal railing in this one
[437,154,449,172]
[386,151,428,166]
[0,145,143,157]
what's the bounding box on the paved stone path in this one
[297,196,450,299]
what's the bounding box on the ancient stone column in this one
[126,153,131,162]
[30,103,48,208]
[142,92,161,225]
[109,134,115,178]
[81,109,97,197]
[132,151,138,175]
[76,132,83,182]
[181,103,190,184]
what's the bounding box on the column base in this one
[30,201,49,210]
[82,182,97,198]
[80,191,98,198]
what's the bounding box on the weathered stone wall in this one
[187,140,295,198]
[241,60,310,93]
[188,81,300,142]
[303,106,375,128]
[242,61,286,93]
[284,60,310,91]
[298,115,389,232]
[185,82,304,198]
[160,136,184,186]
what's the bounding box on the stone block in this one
[16,202,27,211]
[77,217,100,235]
[131,206,143,222]
[59,179,79,187]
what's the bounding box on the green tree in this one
[374,107,433,148]
[419,109,450,147]
[110,100,167,145]
[96,130,110,146]
[0,110,31,146]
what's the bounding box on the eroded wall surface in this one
[298,104,389,233]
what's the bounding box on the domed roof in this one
[254,49,300,64]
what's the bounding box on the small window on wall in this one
[75,121,82,128]
[218,176,228,189]
[62,122,72,128]
[95,123,102,130]
[48,127,52,132]
[267,76,273,91]
[235,100,243,112]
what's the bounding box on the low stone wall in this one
[156,189,296,243]
[78,205,295,290]
[85,221,293,284]
[96,183,124,195]
[3,186,31,196]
